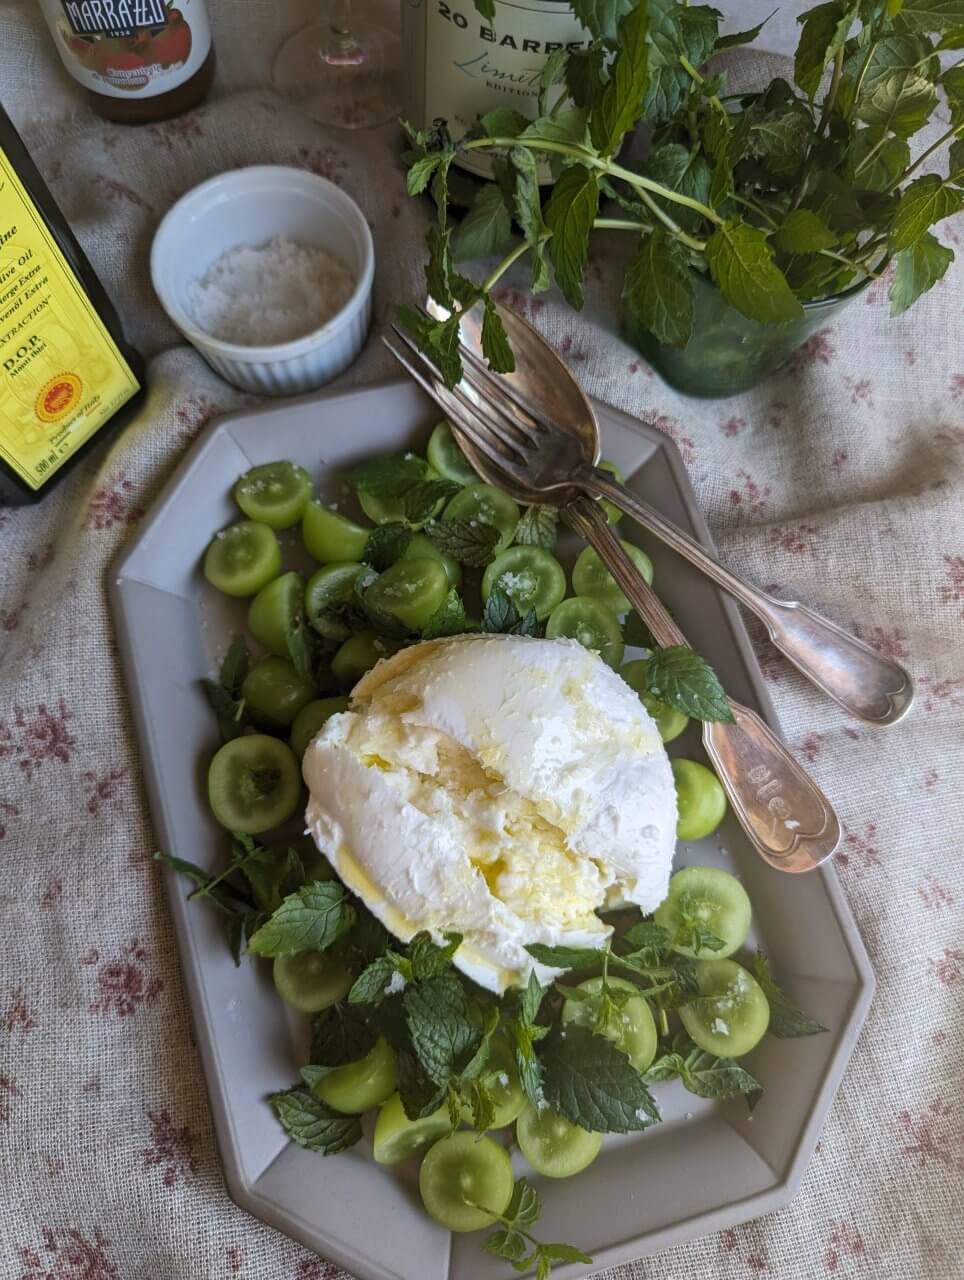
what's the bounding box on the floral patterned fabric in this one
[1,2,962,1279]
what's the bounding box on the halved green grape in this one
[654,866,752,959]
[672,759,728,841]
[305,562,371,641]
[207,734,301,834]
[572,541,654,614]
[481,546,567,622]
[516,1103,603,1179]
[443,483,520,553]
[545,597,624,667]
[330,631,401,686]
[314,1037,397,1114]
[241,656,316,730]
[359,460,445,528]
[373,1093,453,1165]
[303,502,370,563]
[248,571,304,658]
[203,521,282,598]
[460,1039,526,1130]
[620,660,690,743]
[401,532,462,588]
[560,976,658,1072]
[427,420,477,485]
[290,696,349,759]
[596,458,624,525]
[418,1132,514,1232]
[273,950,352,1013]
[234,461,313,529]
[365,559,450,631]
[679,959,770,1058]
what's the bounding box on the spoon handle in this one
[565,497,840,873]
[584,468,913,726]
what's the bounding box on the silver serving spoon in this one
[444,303,913,728]
[384,333,841,873]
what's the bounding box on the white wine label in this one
[412,0,590,178]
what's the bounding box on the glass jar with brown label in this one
[37,0,215,124]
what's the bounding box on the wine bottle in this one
[401,0,590,179]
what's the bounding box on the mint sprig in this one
[269,1086,361,1156]
[246,882,355,958]
[481,1179,593,1279]
[752,951,829,1038]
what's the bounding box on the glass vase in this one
[625,269,870,399]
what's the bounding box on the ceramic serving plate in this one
[110,379,874,1280]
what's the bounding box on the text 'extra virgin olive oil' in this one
[0,105,145,505]
[401,0,590,180]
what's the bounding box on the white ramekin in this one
[150,165,374,396]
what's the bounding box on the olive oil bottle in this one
[0,103,145,505]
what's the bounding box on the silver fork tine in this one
[382,337,537,489]
[414,301,552,444]
[388,325,536,468]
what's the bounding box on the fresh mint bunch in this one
[405,0,964,384]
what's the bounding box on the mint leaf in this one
[752,951,829,1037]
[404,972,480,1085]
[363,522,412,571]
[623,228,695,348]
[396,1048,448,1119]
[716,14,773,48]
[201,678,249,742]
[645,0,719,119]
[396,304,464,389]
[310,1005,377,1066]
[483,1229,529,1265]
[705,220,803,325]
[509,147,551,294]
[889,175,964,251]
[794,2,858,99]
[525,942,606,969]
[479,106,529,138]
[506,1176,542,1227]
[347,453,425,497]
[409,930,463,979]
[673,891,727,954]
[514,504,559,551]
[565,44,607,108]
[641,645,733,723]
[570,0,634,42]
[899,0,964,32]
[544,166,600,308]
[422,589,473,639]
[889,231,954,315]
[846,128,911,193]
[748,111,813,160]
[403,479,460,525]
[455,184,514,261]
[590,0,650,156]
[246,882,355,958]
[348,954,400,1005]
[219,636,249,697]
[857,68,938,136]
[269,1086,362,1155]
[481,296,516,374]
[407,153,440,196]
[644,142,712,234]
[620,920,672,963]
[539,1023,660,1132]
[481,586,539,636]
[424,517,501,566]
[677,1042,762,1099]
[153,850,253,917]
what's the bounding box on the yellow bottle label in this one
[0,146,140,491]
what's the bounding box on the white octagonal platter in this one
[110,378,874,1280]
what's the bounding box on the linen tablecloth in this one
[1,2,962,1277]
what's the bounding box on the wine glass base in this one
[272,17,400,130]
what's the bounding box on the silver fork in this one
[390,309,913,728]
[384,332,841,872]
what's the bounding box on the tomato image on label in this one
[148,8,192,66]
[36,373,82,424]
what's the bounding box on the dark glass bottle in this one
[0,104,145,505]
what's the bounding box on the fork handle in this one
[565,498,840,873]
[583,467,913,727]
